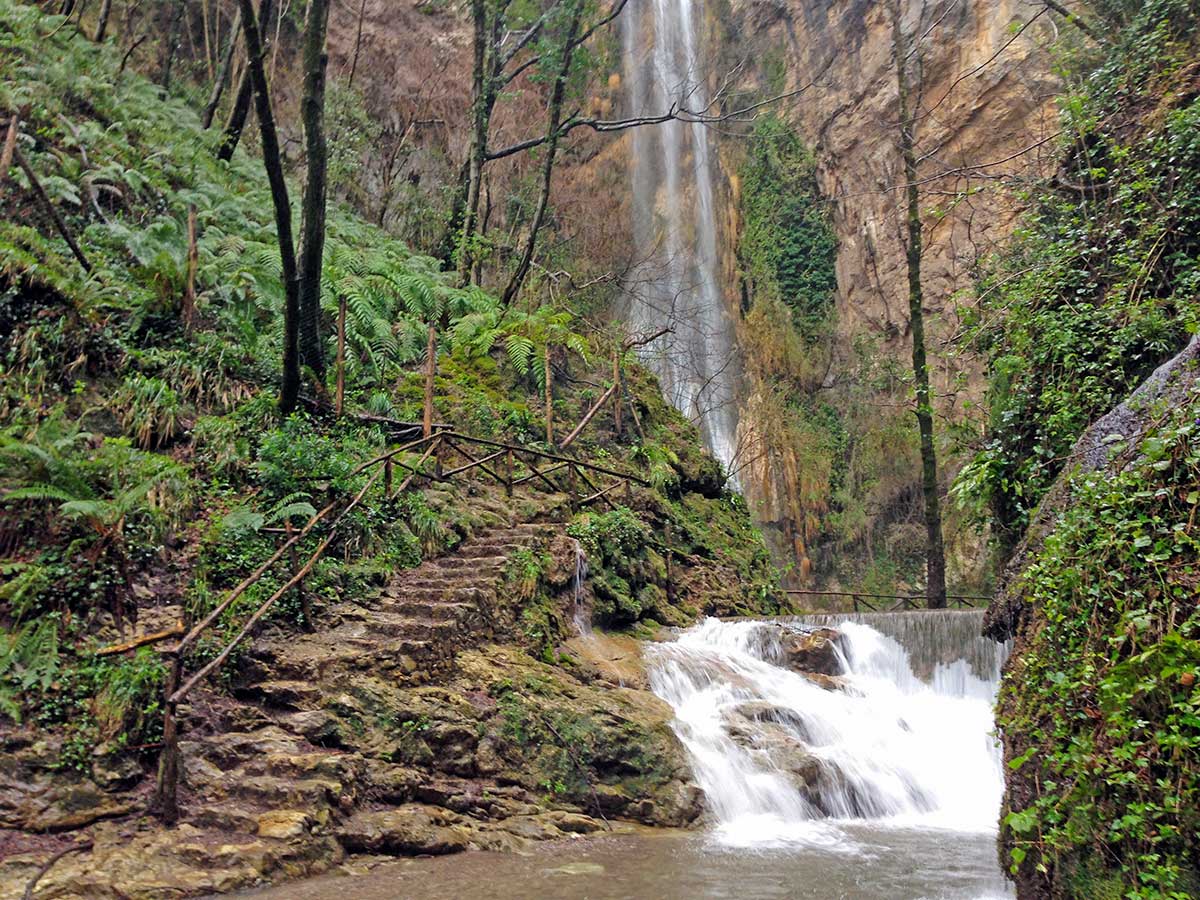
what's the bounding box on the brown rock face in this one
[712,0,1062,582]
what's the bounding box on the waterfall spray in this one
[623,0,741,479]
[647,611,1008,848]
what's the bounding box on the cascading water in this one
[623,0,741,477]
[647,611,1009,850]
[570,539,591,635]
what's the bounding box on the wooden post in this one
[286,520,311,630]
[434,432,443,479]
[664,523,675,606]
[384,455,394,498]
[0,107,24,176]
[424,323,436,439]
[505,449,513,497]
[612,350,622,440]
[335,295,346,417]
[544,348,553,445]
[182,205,198,336]
[156,654,182,824]
[624,478,632,505]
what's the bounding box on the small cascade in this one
[570,539,591,635]
[647,611,1009,847]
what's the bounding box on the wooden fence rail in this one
[152,429,645,822]
[782,588,990,613]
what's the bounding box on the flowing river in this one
[242,610,1012,899]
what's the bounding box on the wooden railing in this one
[782,589,990,613]
[153,429,647,822]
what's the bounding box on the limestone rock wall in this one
[710,0,1063,583]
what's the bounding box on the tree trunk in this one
[335,294,346,416]
[93,0,113,41]
[201,9,242,129]
[219,0,272,161]
[544,348,553,444]
[347,0,367,87]
[893,5,947,610]
[236,0,300,413]
[423,323,436,438]
[159,0,184,93]
[457,0,487,285]
[297,0,331,380]
[217,65,253,160]
[612,350,622,439]
[182,204,198,335]
[501,0,585,306]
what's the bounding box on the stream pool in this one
[239,827,1011,899]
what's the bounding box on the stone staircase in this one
[168,523,567,848]
[239,522,560,689]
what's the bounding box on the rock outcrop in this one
[0,525,702,900]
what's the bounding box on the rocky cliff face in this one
[709,0,1063,587]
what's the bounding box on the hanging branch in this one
[201,9,242,129]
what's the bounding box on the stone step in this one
[432,555,507,572]
[386,600,478,621]
[381,586,488,604]
[231,680,321,710]
[207,774,344,809]
[397,576,496,592]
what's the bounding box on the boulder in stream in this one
[780,627,844,676]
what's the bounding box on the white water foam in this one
[647,614,1007,849]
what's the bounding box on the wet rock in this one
[781,627,844,675]
[24,781,137,832]
[91,748,143,793]
[256,809,311,839]
[336,804,472,856]
[278,710,343,746]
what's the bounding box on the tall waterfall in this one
[647,611,1008,847]
[623,0,741,476]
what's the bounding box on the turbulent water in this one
[622,0,741,476]
[247,611,1013,900]
[646,611,1009,849]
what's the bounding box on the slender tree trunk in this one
[159,0,184,93]
[217,65,253,160]
[612,350,622,439]
[335,296,346,416]
[183,204,198,335]
[893,5,946,610]
[457,0,488,285]
[501,0,584,306]
[236,0,300,413]
[544,349,553,444]
[297,0,331,380]
[347,0,367,87]
[423,324,436,438]
[201,9,242,129]
[93,0,113,41]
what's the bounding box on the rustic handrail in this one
[152,426,646,823]
[782,588,989,611]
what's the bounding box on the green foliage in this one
[0,619,59,721]
[960,0,1200,549]
[738,114,837,342]
[997,396,1200,897]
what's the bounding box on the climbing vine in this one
[997,393,1200,897]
